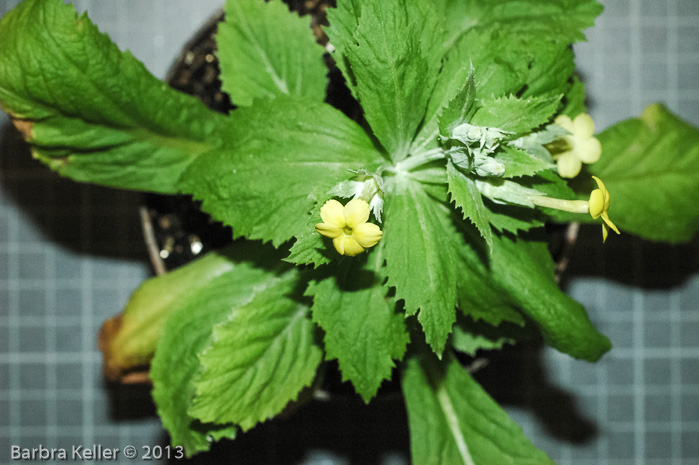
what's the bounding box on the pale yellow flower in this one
[315,199,382,256]
[589,176,620,242]
[551,113,602,178]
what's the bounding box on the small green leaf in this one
[218,0,327,106]
[438,67,477,137]
[306,244,409,402]
[178,96,383,247]
[285,200,333,268]
[451,317,519,356]
[447,162,493,251]
[472,94,562,136]
[485,201,546,234]
[590,104,699,243]
[402,351,556,465]
[150,244,285,456]
[286,231,333,268]
[383,179,459,355]
[0,0,232,193]
[189,270,322,430]
[495,146,556,178]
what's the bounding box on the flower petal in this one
[589,189,605,219]
[572,113,595,137]
[332,235,346,255]
[320,199,346,227]
[574,136,602,164]
[554,114,574,132]
[315,222,343,239]
[344,198,370,227]
[352,222,382,248]
[591,176,607,194]
[556,152,582,178]
[333,235,364,256]
[602,212,620,235]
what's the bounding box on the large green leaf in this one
[103,246,241,380]
[0,0,232,193]
[402,352,556,465]
[489,233,611,361]
[520,41,575,98]
[189,269,322,430]
[150,244,285,456]
[323,0,362,98]
[217,0,327,107]
[340,0,441,160]
[383,179,459,355]
[438,0,603,50]
[305,243,409,402]
[178,96,383,247]
[589,104,699,243]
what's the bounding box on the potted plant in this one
[1,0,697,463]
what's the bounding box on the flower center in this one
[343,226,353,236]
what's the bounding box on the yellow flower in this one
[551,113,602,178]
[315,199,383,256]
[589,176,620,242]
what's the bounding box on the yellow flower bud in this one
[589,176,620,242]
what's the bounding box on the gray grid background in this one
[0,0,698,464]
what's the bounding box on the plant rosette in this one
[1,0,698,463]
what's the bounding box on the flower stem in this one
[394,148,445,172]
[530,196,590,214]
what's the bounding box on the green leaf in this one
[447,162,493,251]
[402,352,556,465]
[589,104,699,243]
[306,244,409,402]
[438,67,477,137]
[451,317,519,356]
[286,231,333,268]
[218,0,327,107]
[0,0,232,193]
[341,0,440,160]
[189,269,322,430]
[439,0,603,49]
[472,94,562,135]
[323,0,361,98]
[150,244,285,456]
[520,41,575,98]
[284,200,333,268]
[486,200,546,234]
[489,233,611,361]
[383,179,459,355]
[178,96,383,247]
[561,75,587,117]
[103,246,241,380]
[495,146,555,178]
[412,30,528,154]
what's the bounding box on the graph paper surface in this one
[0,1,698,464]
